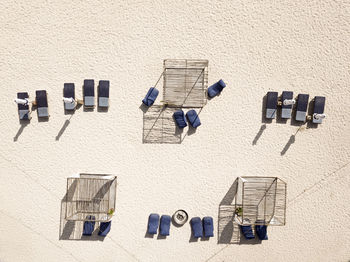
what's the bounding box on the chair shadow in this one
[252,124,266,145]
[13,120,29,142]
[56,114,74,141]
[280,134,296,156]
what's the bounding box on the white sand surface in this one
[0,1,349,262]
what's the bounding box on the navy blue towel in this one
[147,213,160,234]
[241,225,255,240]
[173,110,187,128]
[208,79,226,98]
[190,217,203,238]
[255,225,268,240]
[159,215,171,236]
[186,110,201,128]
[203,217,214,238]
[98,221,111,237]
[83,215,96,236]
[142,87,159,106]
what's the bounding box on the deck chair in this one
[142,87,159,106]
[266,92,278,119]
[16,92,30,120]
[98,221,111,237]
[63,83,76,110]
[240,225,255,240]
[147,213,160,235]
[203,217,214,238]
[159,215,171,236]
[295,94,309,121]
[186,110,201,128]
[83,215,96,236]
[36,90,49,118]
[173,110,187,128]
[83,79,95,107]
[312,96,326,124]
[98,80,110,108]
[207,79,226,98]
[255,225,268,240]
[190,217,203,238]
[281,91,294,119]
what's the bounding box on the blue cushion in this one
[208,79,226,98]
[159,215,171,236]
[255,225,268,240]
[147,213,159,234]
[203,216,214,237]
[142,87,159,106]
[241,225,255,240]
[98,221,111,237]
[190,217,203,238]
[83,215,95,236]
[186,110,201,128]
[173,110,187,128]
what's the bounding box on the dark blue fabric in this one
[208,79,226,98]
[255,225,268,240]
[98,80,110,98]
[147,213,159,234]
[313,96,325,114]
[296,94,309,112]
[203,217,214,238]
[159,215,171,236]
[98,221,111,237]
[241,225,255,240]
[64,83,75,99]
[190,217,203,238]
[173,110,187,128]
[83,215,96,236]
[142,87,159,106]
[186,110,201,128]
[36,90,48,107]
[84,79,95,96]
[266,91,278,110]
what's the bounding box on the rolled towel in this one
[98,221,111,237]
[173,110,187,128]
[83,215,96,236]
[240,225,255,240]
[142,87,159,106]
[147,213,160,234]
[190,217,203,238]
[203,216,214,238]
[208,79,226,98]
[159,215,171,236]
[186,110,201,128]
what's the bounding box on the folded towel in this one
[98,221,111,237]
[255,225,268,240]
[142,87,159,106]
[83,215,96,236]
[173,110,187,128]
[159,215,171,236]
[241,225,255,240]
[203,216,214,238]
[190,217,203,238]
[186,110,201,128]
[208,79,226,98]
[147,213,160,234]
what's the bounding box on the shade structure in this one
[233,177,286,226]
[65,173,117,222]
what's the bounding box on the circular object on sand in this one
[173,210,188,226]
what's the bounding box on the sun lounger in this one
[98,221,111,237]
[207,79,226,98]
[173,110,187,128]
[83,79,95,107]
[83,215,96,236]
[281,91,294,119]
[240,225,255,240]
[142,87,159,106]
[190,217,203,238]
[186,110,201,128]
[98,80,110,108]
[159,215,171,236]
[203,217,214,238]
[63,83,76,110]
[295,94,309,121]
[16,92,30,120]
[255,224,268,240]
[266,92,278,119]
[147,213,160,235]
[36,90,49,118]
[312,96,326,124]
